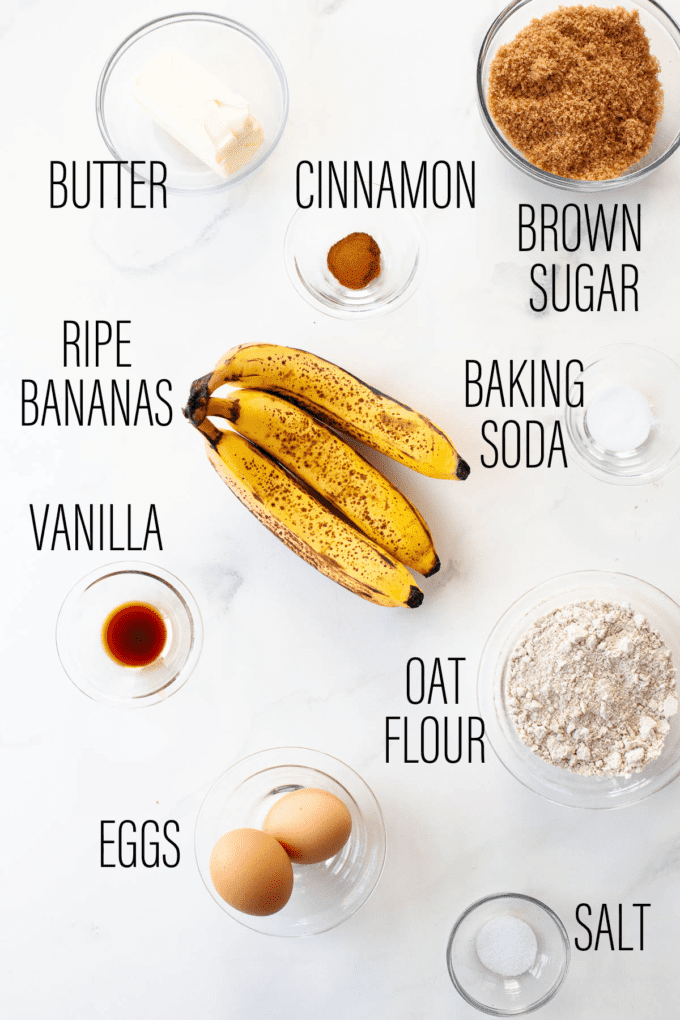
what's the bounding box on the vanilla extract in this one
[21,378,172,426]
[103,602,167,668]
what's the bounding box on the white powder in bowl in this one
[585,384,652,452]
[476,915,538,977]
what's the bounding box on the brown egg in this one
[263,788,352,865]
[209,828,294,916]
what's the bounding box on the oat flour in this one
[507,600,677,776]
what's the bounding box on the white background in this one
[2,0,680,1016]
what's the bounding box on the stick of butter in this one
[132,49,264,177]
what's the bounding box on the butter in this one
[132,49,264,177]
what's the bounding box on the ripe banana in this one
[208,390,440,577]
[185,343,469,481]
[199,422,424,608]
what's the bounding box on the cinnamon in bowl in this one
[327,232,381,289]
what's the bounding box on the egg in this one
[209,828,294,916]
[262,788,352,865]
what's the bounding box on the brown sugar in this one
[327,232,381,289]
[487,6,663,180]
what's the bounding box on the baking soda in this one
[586,384,652,452]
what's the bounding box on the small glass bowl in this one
[56,561,203,707]
[96,13,289,194]
[477,0,680,191]
[284,206,426,319]
[195,747,386,936]
[479,571,680,809]
[447,893,570,1016]
[564,344,680,485]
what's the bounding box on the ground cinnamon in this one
[327,232,381,289]
[488,6,663,180]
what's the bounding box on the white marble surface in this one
[2,0,680,1016]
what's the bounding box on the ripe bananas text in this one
[21,320,172,426]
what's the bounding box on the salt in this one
[585,384,652,453]
[476,915,538,977]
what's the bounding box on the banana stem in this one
[196,418,222,446]
[207,396,238,423]
[183,371,216,429]
[183,372,230,446]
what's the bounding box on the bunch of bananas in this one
[183,344,469,609]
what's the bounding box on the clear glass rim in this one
[477,0,680,191]
[446,892,570,1016]
[95,12,290,195]
[478,569,680,809]
[564,342,680,485]
[194,746,387,937]
[55,559,203,708]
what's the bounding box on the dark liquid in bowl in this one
[103,602,167,667]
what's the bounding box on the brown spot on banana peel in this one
[208,393,440,579]
[217,345,417,415]
[245,386,425,456]
[204,435,424,608]
[213,344,470,479]
[273,389,460,478]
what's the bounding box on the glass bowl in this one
[447,893,570,1016]
[564,344,680,485]
[477,0,680,191]
[195,747,386,936]
[284,206,426,319]
[478,570,680,809]
[96,13,289,194]
[56,561,203,707]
